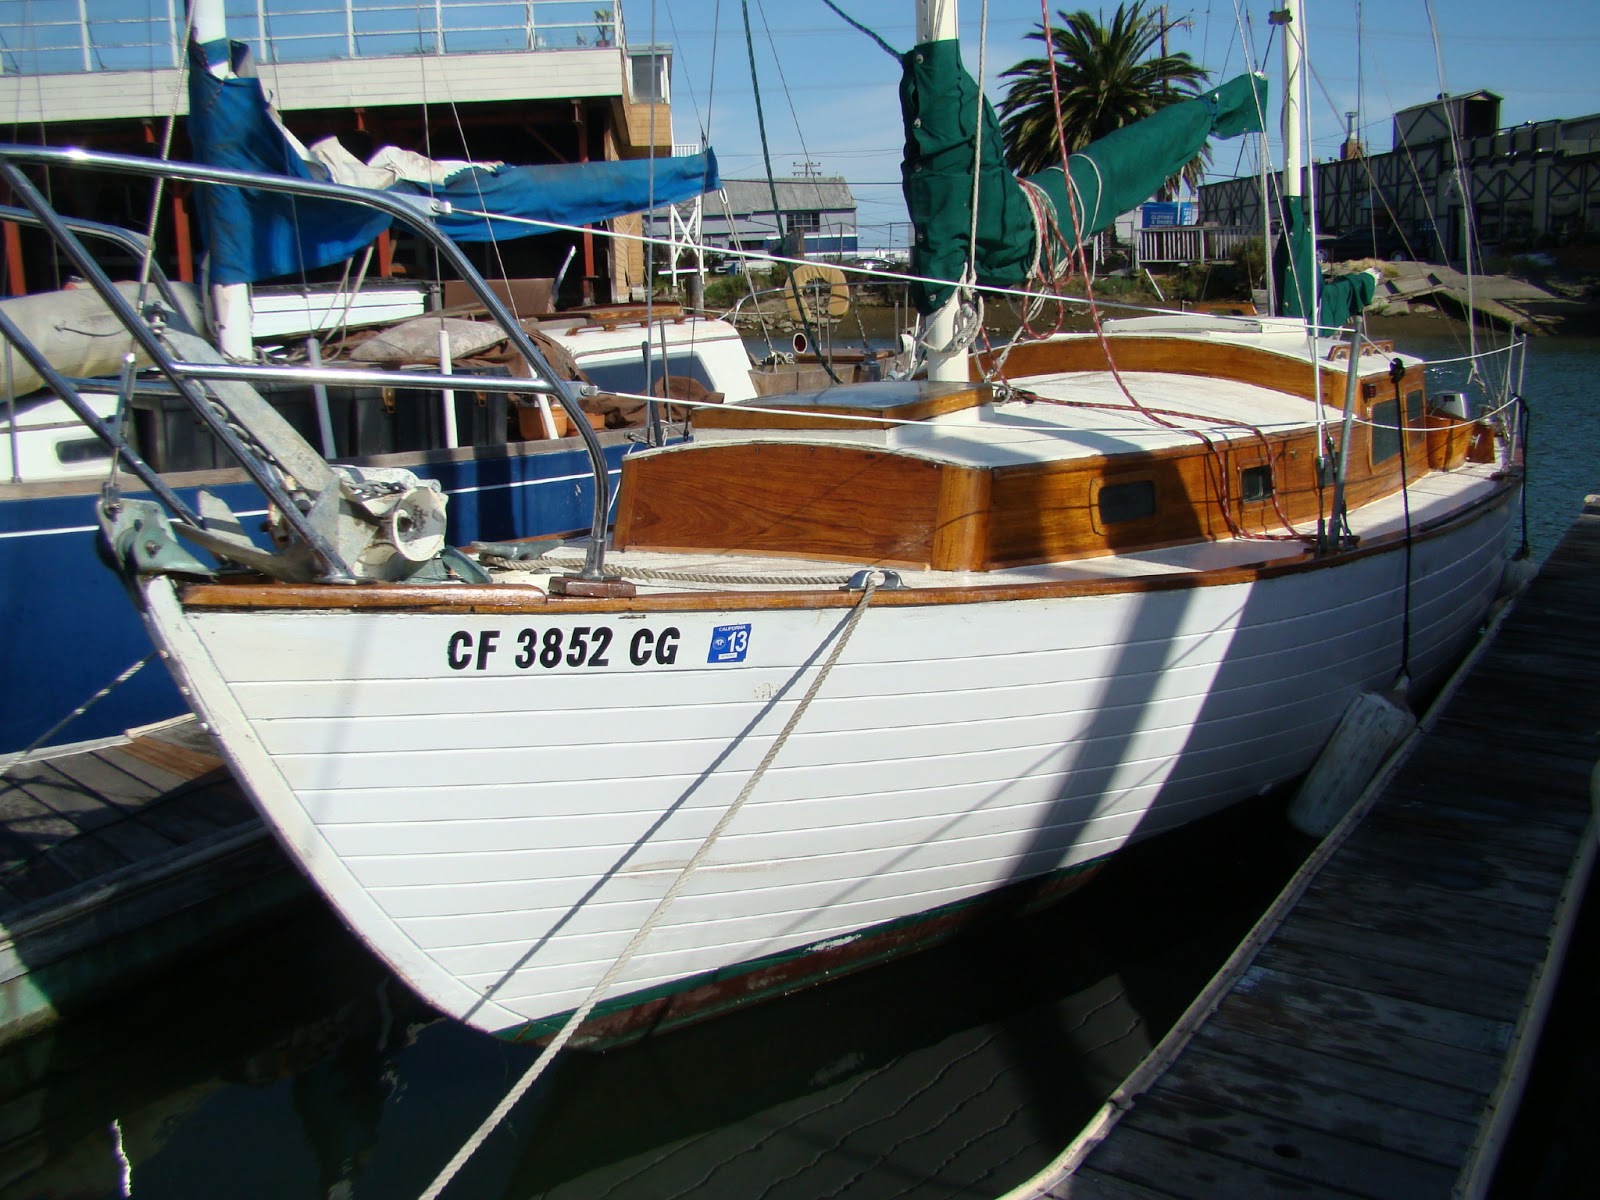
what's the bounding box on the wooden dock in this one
[0,718,299,1044]
[1007,502,1600,1199]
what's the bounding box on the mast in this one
[1270,0,1316,325]
[189,0,253,359]
[1281,0,1303,215]
[916,0,968,383]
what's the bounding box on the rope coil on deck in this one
[419,573,883,1200]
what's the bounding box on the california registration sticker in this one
[708,623,752,663]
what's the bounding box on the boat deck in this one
[1013,497,1600,1198]
[0,718,297,1044]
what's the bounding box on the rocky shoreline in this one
[720,265,1600,346]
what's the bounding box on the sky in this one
[618,0,1600,250]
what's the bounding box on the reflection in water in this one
[1,797,1307,1200]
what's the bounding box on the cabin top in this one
[686,369,1355,469]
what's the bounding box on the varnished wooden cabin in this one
[614,328,1482,572]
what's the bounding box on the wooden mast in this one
[916,0,969,383]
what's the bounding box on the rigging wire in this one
[738,0,842,385]
[1017,0,1298,542]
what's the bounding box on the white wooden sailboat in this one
[3,0,1523,1046]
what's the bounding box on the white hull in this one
[139,488,1513,1038]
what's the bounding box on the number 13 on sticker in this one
[709,624,751,663]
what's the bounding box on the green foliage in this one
[1231,237,1266,291]
[996,3,1211,193]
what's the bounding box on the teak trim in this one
[177,476,1517,616]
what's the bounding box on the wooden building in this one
[0,1,678,305]
[1201,91,1600,261]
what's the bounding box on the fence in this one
[1138,225,1256,265]
[0,1,620,75]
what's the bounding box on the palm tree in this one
[997,4,1212,192]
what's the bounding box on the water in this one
[1372,322,1600,559]
[5,322,1594,1200]
[1,798,1307,1200]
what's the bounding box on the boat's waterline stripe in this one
[497,852,1106,1043]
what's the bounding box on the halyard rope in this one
[418,574,882,1200]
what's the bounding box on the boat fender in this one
[1287,689,1416,837]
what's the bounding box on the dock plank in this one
[1030,503,1600,1200]
[1203,986,1505,1094]
[0,719,295,1046]
[45,750,165,813]
[1047,1168,1182,1199]
[1257,916,1533,1019]
[1073,1124,1317,1199]
[1330,833,1565,910]
[1229,964,1512,1056]
[1156,1042,1478,1166]
[1116,1089,1459,1200]
[1298,867,1561,939]
[1183,1025,1484,1124]
[15,761,144,834]
[116,730,224,782]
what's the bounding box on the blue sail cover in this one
[187,39,721,284]
[397,155,722,244]
[187,40,391,286]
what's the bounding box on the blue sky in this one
[620,0,1600,249]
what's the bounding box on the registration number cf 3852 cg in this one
[444,622,753,671]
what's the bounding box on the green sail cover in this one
[900,39,1266,314]
[1319,270,1377,330]
[1273,193,1378,330]
[1273,193,1317,323]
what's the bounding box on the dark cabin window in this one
[1098,479,1158,524]
[1406,389,1425,443]
[1240,464,1274,502]
[56,437,113,465]
[580,352,716,397]
[1371,398,1401,464]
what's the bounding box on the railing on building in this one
[1138,225,1256,265]
[0,1,623,75]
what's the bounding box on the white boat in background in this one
[0,0,1524,1052]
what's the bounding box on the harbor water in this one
[3,324,1594,1200]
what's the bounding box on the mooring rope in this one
[486,551,856,588]
[418,574,882,1200]
[0,653,154,783]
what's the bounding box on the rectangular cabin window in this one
[579,352,717,397]
[1240,464,1274,502]
[1097,479,1158,524]
[1370,398,1402,464]
[56,437,112,465]
[1406,389,1424,426]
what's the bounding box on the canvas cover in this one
[186,39,720,285]
[900,38,1266,313]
